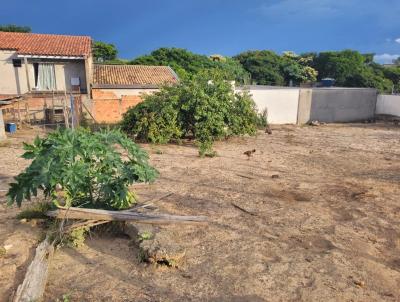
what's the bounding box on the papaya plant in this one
[7,128,158,210]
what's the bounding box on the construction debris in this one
[309,120,321,126]
[46,206,208,225]
[231,202,257,216]
[12,237,54,302]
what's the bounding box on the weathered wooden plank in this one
[46,207,208,225]
[13,237,54,302]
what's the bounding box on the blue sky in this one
[1,0,400,63]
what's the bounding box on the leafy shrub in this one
[121,90,182,143]
[255,108,268,129]
[7,128,158,209]
[138,231,153,242]
[65,227,88,248]
[122,70,259,155]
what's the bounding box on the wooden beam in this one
[46,207,208,225]
[63,93,69,129]
[24,101,30,124]
[17,100,21,129]
[81,101,97,124]
[13,237,54,302]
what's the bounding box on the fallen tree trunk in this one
[46,207,208,224]
[13,237,54,302]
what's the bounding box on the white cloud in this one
[395,38,400,44]
[374,53,399,64]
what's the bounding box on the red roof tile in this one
[0,32,91,57]
[93,64,178,87]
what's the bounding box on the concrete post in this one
[0,109,6,140]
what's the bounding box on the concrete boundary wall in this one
[376,94,400,117]
[297,89,313,124]
[237,86,378,124]
[298,88,377,123]
[236,86,300,124]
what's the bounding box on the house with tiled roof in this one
[0,32,92,95]
[0,31,179,126]
[92,64,178,88]
[90,64,178,123]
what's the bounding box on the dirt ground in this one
[1,123,400,302]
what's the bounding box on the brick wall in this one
[2,96,64,123]
[91,89,144,123]
[2,89,146,124]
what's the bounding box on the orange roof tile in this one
[0,32,91,57]
[93,64,178,87]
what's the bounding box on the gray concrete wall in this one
[298,88,377,123]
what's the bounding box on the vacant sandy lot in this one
[1,123,400,301]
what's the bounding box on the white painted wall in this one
[376,94,400,117]
[54,61,87,92]
[236,86,300,124]
[0,50,30,94]
[0,50,87,94]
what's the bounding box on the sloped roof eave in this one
[93,64,178,86]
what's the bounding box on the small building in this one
[0,32,180,125]
[0,32,92,95]
[90,64,178,123]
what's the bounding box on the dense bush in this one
[121,70,260,156]
[121,88,182,144]
[7,128,158,209]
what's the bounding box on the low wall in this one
[236,86,300,124]
[2,96,68,123]
[298,88,377,123]
[91,97,143,123]
[91,88,152,123]
[376,94,400,117]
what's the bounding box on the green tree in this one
[121,70,259,156]
[312,50,393,92]
[0,24,31,32]
[130,47,249,83]
[380,65,400,92]
[234,50,317,86]
[281,51,318,84]
[93,41,118,62]
[312,50,366,84]
[234,50,285,85]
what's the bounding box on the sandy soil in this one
[1,123,400,302]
